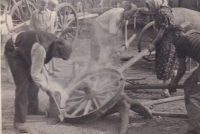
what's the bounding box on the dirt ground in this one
[1,19,192,134]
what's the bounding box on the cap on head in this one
[54,37,72,60]
[121,1,130,10]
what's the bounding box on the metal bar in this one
[152,112,188,119]
[125,84,184,90]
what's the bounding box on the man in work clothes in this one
[5,30,72,133]
[87,3,138,70]
[149,25,200,134]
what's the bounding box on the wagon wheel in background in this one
[55,3,78,47]
[86,0,102,8]
[9,0,36,26]
[62,68,125,122]
[137,21,156,62]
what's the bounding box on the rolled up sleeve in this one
[31,43,48,91]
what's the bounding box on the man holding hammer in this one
[87,1,137,71]
[4,30,72,133]
[149,25,200,134]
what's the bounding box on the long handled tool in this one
[46,91,65,122]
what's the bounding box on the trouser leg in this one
[27,80,39,114]
[184,68,200,134]
[5,53,30,123]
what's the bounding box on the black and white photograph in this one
[1,0,200,133]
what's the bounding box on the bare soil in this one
[1,21,192,134]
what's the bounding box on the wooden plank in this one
[142,96,184,106]
[78,13,99,20]
[84,7,112,13]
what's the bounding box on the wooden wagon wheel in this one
[137,21,156,62]
[9,0,36,26]
[55,3,78,47]
[62,68,125,122]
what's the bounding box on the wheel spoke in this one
[13,12,24,22]
[145,30,154,40]
[66,8,72,22]
[58,11,63,26]
[71,100,87,116]
[92,98,99,108]
[83,100,92,115]
[67,33,75,39]
[97,75,112,88]
[96,95,106,99]
[63,7,67,24]
[92,76,99,89]
[97,86,118,94]
[72,89,84,95]
[95,97,104,106]
[98,79,118,92]
[65,98,84,112]
[66,96,84,103]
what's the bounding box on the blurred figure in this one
[87,2,137,71]
[47,0,62,73]
[0,0,13,82]
[29,0,51,32]
[29,0,60,76]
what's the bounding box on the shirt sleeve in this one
[109,16,119,34]
[7,14,13,31]
[31,43,48,91]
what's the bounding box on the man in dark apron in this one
[4,30,72,133]
[149,25,200,134]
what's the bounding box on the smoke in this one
[48,76,69,108]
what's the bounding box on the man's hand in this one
[148,43,155,52]
[41,85,53,93]
[168,81,178,94]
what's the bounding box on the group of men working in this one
[1,0,200,133]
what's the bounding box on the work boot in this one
[162,89,170,98]
[28,109,45,115]
[14,122,29,133]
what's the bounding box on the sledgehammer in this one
[46,91,65,122]
[117,20,137,55]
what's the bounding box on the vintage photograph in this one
[1,0,200,133]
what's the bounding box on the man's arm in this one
[30,43,49,92]
[169,57,187,93]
